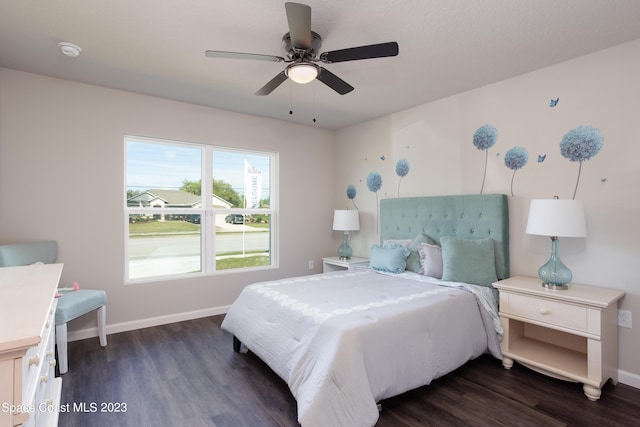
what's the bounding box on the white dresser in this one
[0,264,63,427]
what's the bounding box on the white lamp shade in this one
[333,210,360,231]
[526,199,586,238]
[287,63,318,84]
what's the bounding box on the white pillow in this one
[418,242,443,279]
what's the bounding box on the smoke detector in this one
[58,42,82,58]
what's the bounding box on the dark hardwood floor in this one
[59,315,639,426]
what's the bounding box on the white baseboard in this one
[66,305,230,343]
[619,369,640,389]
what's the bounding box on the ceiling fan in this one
[205,2,399,96]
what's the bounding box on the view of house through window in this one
[125,136,275,281]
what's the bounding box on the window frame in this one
[124,135,278,283]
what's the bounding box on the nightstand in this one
[322,256,369,272]
[493,276,625,401]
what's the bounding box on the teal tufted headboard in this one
[380,194,509,279]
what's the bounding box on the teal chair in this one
[0,241,107,374]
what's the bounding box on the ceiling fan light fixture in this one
[205,3,398,96]
[286,63,319,84]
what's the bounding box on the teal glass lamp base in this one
[337,232,352,260]
[538,237,572,290]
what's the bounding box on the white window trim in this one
[124,135,278,283]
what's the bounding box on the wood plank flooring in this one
[59,315,640,426]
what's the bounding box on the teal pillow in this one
[404,233,434,273]
[370,244,410,274]
[440,237,498,287]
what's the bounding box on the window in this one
[125,136,276,281]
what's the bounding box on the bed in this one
[221,194,509,427]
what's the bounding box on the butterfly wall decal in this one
[550,98,559,107]
[537,154,546,163]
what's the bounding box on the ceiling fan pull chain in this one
[289,81,293,115]
[312,83,317,123]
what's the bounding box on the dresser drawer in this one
[22,344,42,404]
[19,297,57,427]
[504,293,588,332]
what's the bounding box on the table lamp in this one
[526,197,586,289]
[332,210,360,260]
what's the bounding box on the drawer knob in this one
[29,355,40,367]
[40,375,48,383]
[539,308,550,315]
[49,359,57,367]
[46,350,53,358]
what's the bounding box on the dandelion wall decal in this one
[560,125,604,199]
[367,172,382,193]
[503,147,528,196]
[395,159,410,198]
[367,171,383,234]
[472,124,498,194]
[346,184,358,209]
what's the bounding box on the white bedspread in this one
[221,269,502,427]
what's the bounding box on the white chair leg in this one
[56,323,69,375]
[98,304,107,347]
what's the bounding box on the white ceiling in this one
[2,0,640,131]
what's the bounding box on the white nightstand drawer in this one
[505,294,587,332]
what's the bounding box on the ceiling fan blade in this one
[255,71,289,96]
[316,67,354,95]
[205,50,285,63]
[320,41,399,63]
[285,2,312,49]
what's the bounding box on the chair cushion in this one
[55,290,107,325]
